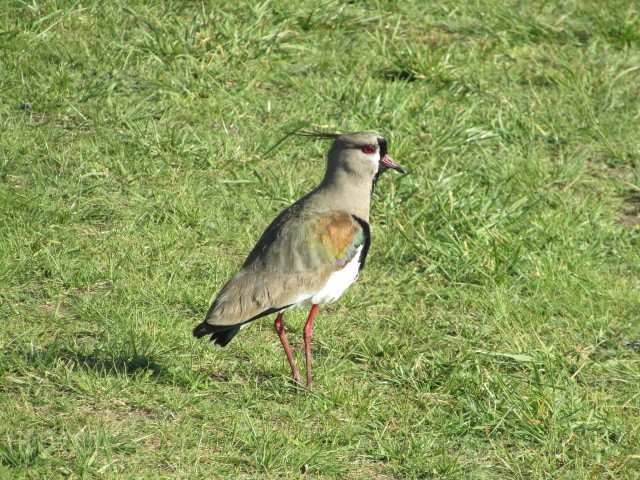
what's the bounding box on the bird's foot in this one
[290,375,312,391]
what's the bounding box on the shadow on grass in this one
[69,349,166,377]
[4,341,248,390]
[6,343,169,380]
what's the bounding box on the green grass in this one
[1,0,639,478]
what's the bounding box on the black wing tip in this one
[193,306,290,346]
[192,319,229,339]
[193,321,241,348]
[193,321,212,339]
[210,325,242,348]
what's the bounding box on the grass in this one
[1,0,639,478]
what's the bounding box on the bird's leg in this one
[274,312,302,385]
[303,304,319,389]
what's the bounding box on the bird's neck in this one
[313,170,373,221]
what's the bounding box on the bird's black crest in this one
[263,130,340,157]
[294,130,341,140]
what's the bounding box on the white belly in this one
[295,246,363,307]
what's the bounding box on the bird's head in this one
[299,131,405,183]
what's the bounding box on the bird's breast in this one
[294,246,363,307]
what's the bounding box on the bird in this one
[193,131,405,388]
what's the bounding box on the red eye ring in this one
[361,145,376,155]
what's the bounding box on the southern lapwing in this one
[193,131,405,388]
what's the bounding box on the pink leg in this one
[303,304,319,389]
[274,312,302,385]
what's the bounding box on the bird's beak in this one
[379,155,406,174]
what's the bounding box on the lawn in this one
[1,0,639,478]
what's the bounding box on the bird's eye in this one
[361,145,376,155]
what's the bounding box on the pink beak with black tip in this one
[380,154,406,174]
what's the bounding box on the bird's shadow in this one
[6,342,294,390]
[5,343,170,382]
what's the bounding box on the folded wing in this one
[195,210,368,337]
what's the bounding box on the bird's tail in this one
[193,321,241,348]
